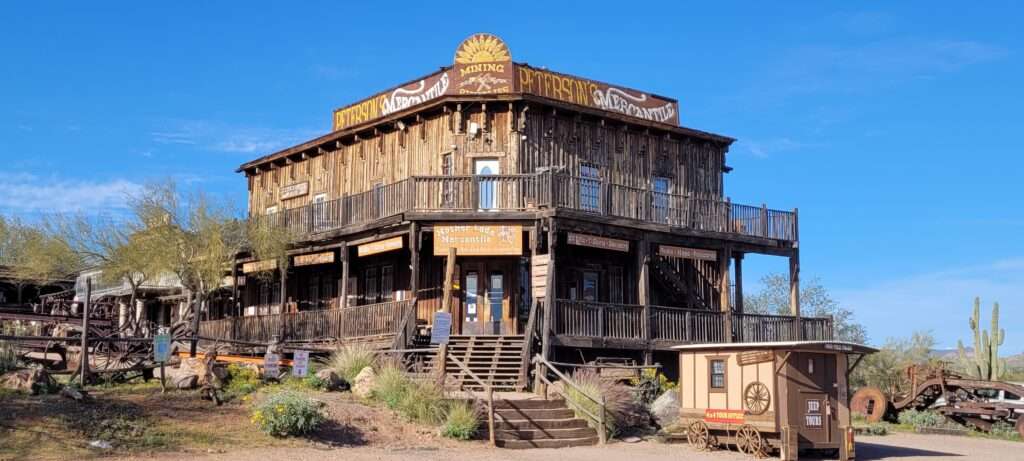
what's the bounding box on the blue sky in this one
[1,2,1021,351]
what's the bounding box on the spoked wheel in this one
[687,421,711,450]
[735,424,765,457]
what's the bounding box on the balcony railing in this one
[552,299,831,345]
[254,172,796,242]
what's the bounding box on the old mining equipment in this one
[674,341,876,461]
[851,363,1024,437]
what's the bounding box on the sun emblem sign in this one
[455,33,511,64]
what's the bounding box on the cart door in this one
[791,352,839,447]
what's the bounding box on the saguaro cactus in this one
[957,297,1006,381]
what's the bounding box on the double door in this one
[459,259,514,335]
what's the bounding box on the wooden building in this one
[206,34,834,388]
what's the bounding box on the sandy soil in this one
[113,432,1020,461]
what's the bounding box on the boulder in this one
[0,368,56,395]
[650,389,681,428]
[211,365,229,381]
[315,369,347,391]
[174,374,198,390]
[60,386,88,401]
[351,366,376,398]
[180,357,208,382]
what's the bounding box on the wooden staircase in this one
[484,398,599,449]
[443,335,526,391]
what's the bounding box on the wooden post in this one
[187,289,197,357]
[80,278,91,385]
[279,264,288,310]
[720,246,732,342]
[409,223,419,295]
[541,220,556,361]
[790,249,801,340]
[340,243,349,309]
[734,252,744,313]
[441,247,456,315]
[231,262,239,317]
[637,237,651,364]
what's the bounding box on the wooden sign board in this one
[294,251,335,267]
[704,409,745,424]
[280,181,309,200]
[658,244,717,262]
[431,312,452,344]
[737,350,773,366]
[433,224,522,256]
[452,33,513,95]
[567,232,630,252]
[531,254,550,299]
[242,259,278,274]
[358,236,404,257]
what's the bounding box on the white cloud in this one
[0,172,142,214]
[736,137,814,158]
[835,259,1024,353]
[150,119,319,155]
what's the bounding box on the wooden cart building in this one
[200,33,836,390]
[674,341,877,460]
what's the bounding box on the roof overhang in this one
[671,340,878,355]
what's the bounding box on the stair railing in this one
[532,354,607,444]
[389,297,418,350]
[516,299,539,390]
[445,353,496,446]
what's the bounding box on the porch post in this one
[541,219,556,361]
[734,252,744,313]
[719,246,732,342]
[789,249,801,340]
[637,237,651,364]
[409,222,419,295]
[279,264,288,312]
[230,261,239,317]
[339,243,349,309]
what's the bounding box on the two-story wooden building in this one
[201,34,831,388]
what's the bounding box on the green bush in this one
[897,409,948,429]
[327,343,376,383]
[989,421,1021,440]
[863,423,889,436]
[441,401,480,440]
[398,380,446,424]
[372,364,410,409]
[250,390,326,437]
[565,369,645,437]
[222,363,262,401]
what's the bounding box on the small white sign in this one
[291,350,310,377]
[264,352,281,379]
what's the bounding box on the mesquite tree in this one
[957,297,1006,381]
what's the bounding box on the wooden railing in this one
[253,172,797,242]
[197,299,415,344]
[551,299,833,344]
[533,354,607,444]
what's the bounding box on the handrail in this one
[445,353,496,446]
[390,297,418,350]
[516,298,539,390]
[532,354,607,444]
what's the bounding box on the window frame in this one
[708,356,728,393]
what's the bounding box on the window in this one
[465,272,478,322]
[441,153,455,208]
[1004,391,1021,401]
[609,266,624,304]
[312,193,327,231]
[474,159,500,210]
[381,265,394,302]
[652,177,670,223]
[488,272,504,334]
[582,271,599,302]
[580,163,601,212]
[710,358,726,390]
[365,268,379,304]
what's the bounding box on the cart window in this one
[710,359,726,389]
[1005,391,1020,400]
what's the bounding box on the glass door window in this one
[580,163,601,212]
[475,159,499,210]
[488,273,504,334]
[312,193,328,231]
[464,272,479,323]
[652,177,670,223]
[582,271,599,302]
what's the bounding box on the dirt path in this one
[113,433,1020,461]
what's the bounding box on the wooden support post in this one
[541,220,557,361]
[441,247,456,315]
[734,252,744,313]
[187,290,197,357]
[637,237,651,364]
[230,262,239,317]
[409,223,419,295]
[720,246,732,342]
[80,278,91,385]
[339,243,349,309]
[279,264,288,310]
[789,249,801,340]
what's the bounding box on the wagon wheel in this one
[687,421,711,450]
[744,381,771,415]
[735,425,765,457]
[851,386,889,423]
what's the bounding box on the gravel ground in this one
[113,432,1020,461]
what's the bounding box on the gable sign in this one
[658,244,717,262]
[567,232,630,252]
[452,33,513,95]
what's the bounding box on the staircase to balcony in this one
[442,335,527,392]
[651,256,716,310]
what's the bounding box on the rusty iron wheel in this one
[744,382,771,415]
[687,421,711,450]
[735,424,764,457]
[851,386,889,423]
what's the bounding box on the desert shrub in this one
[222,363,262,401]
[897,409,948,429]
[441,401,480,440]
[398,380,446,424]
[250,390,326,437]
[0,340,20,373]
[327,343,376,383]
[372,363,410,409]
[632,368,676,405]
[863,423,890,436]
[566,369,646,437]
[280,374,328,392]
[988,421,1021,440]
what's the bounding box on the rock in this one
[180,357,208,382]
[621,435,643,443]
[211,365,229,381]
[174,374,198,389]
[351,366,377,398]
[0,368,56,395]
[316,369,347,391]
[88,440,113,450]
[60,386,87,401]
[650,389,681,428]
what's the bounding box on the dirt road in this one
[114,432,1020,461]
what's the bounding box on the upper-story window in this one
[312,193,328,231]
[580,163,601,212]
[652,176,671,223]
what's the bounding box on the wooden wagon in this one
[674,341,876,460]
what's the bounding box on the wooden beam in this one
[637,236,652,365]
[720,246,732,342]
[339,243,349,309]
[542,219,557,360]
[734,252,744,313]
[789,249,801,340]
[441,247,456,315]
[409,222,419,295]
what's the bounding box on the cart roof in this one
[671,340,877,354]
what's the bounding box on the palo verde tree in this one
[957,297,1006,381]
[0,215,82,304]
[745,273,868,344]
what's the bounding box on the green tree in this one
[0,215,82,303]
[745,273,868,344]
[850,331,936,394]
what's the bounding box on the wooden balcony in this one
[255,172,797,243]
[549,299,831,349]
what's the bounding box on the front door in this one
[459,259,514,335]
[791,352,838,447]
[474,159,500,210]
